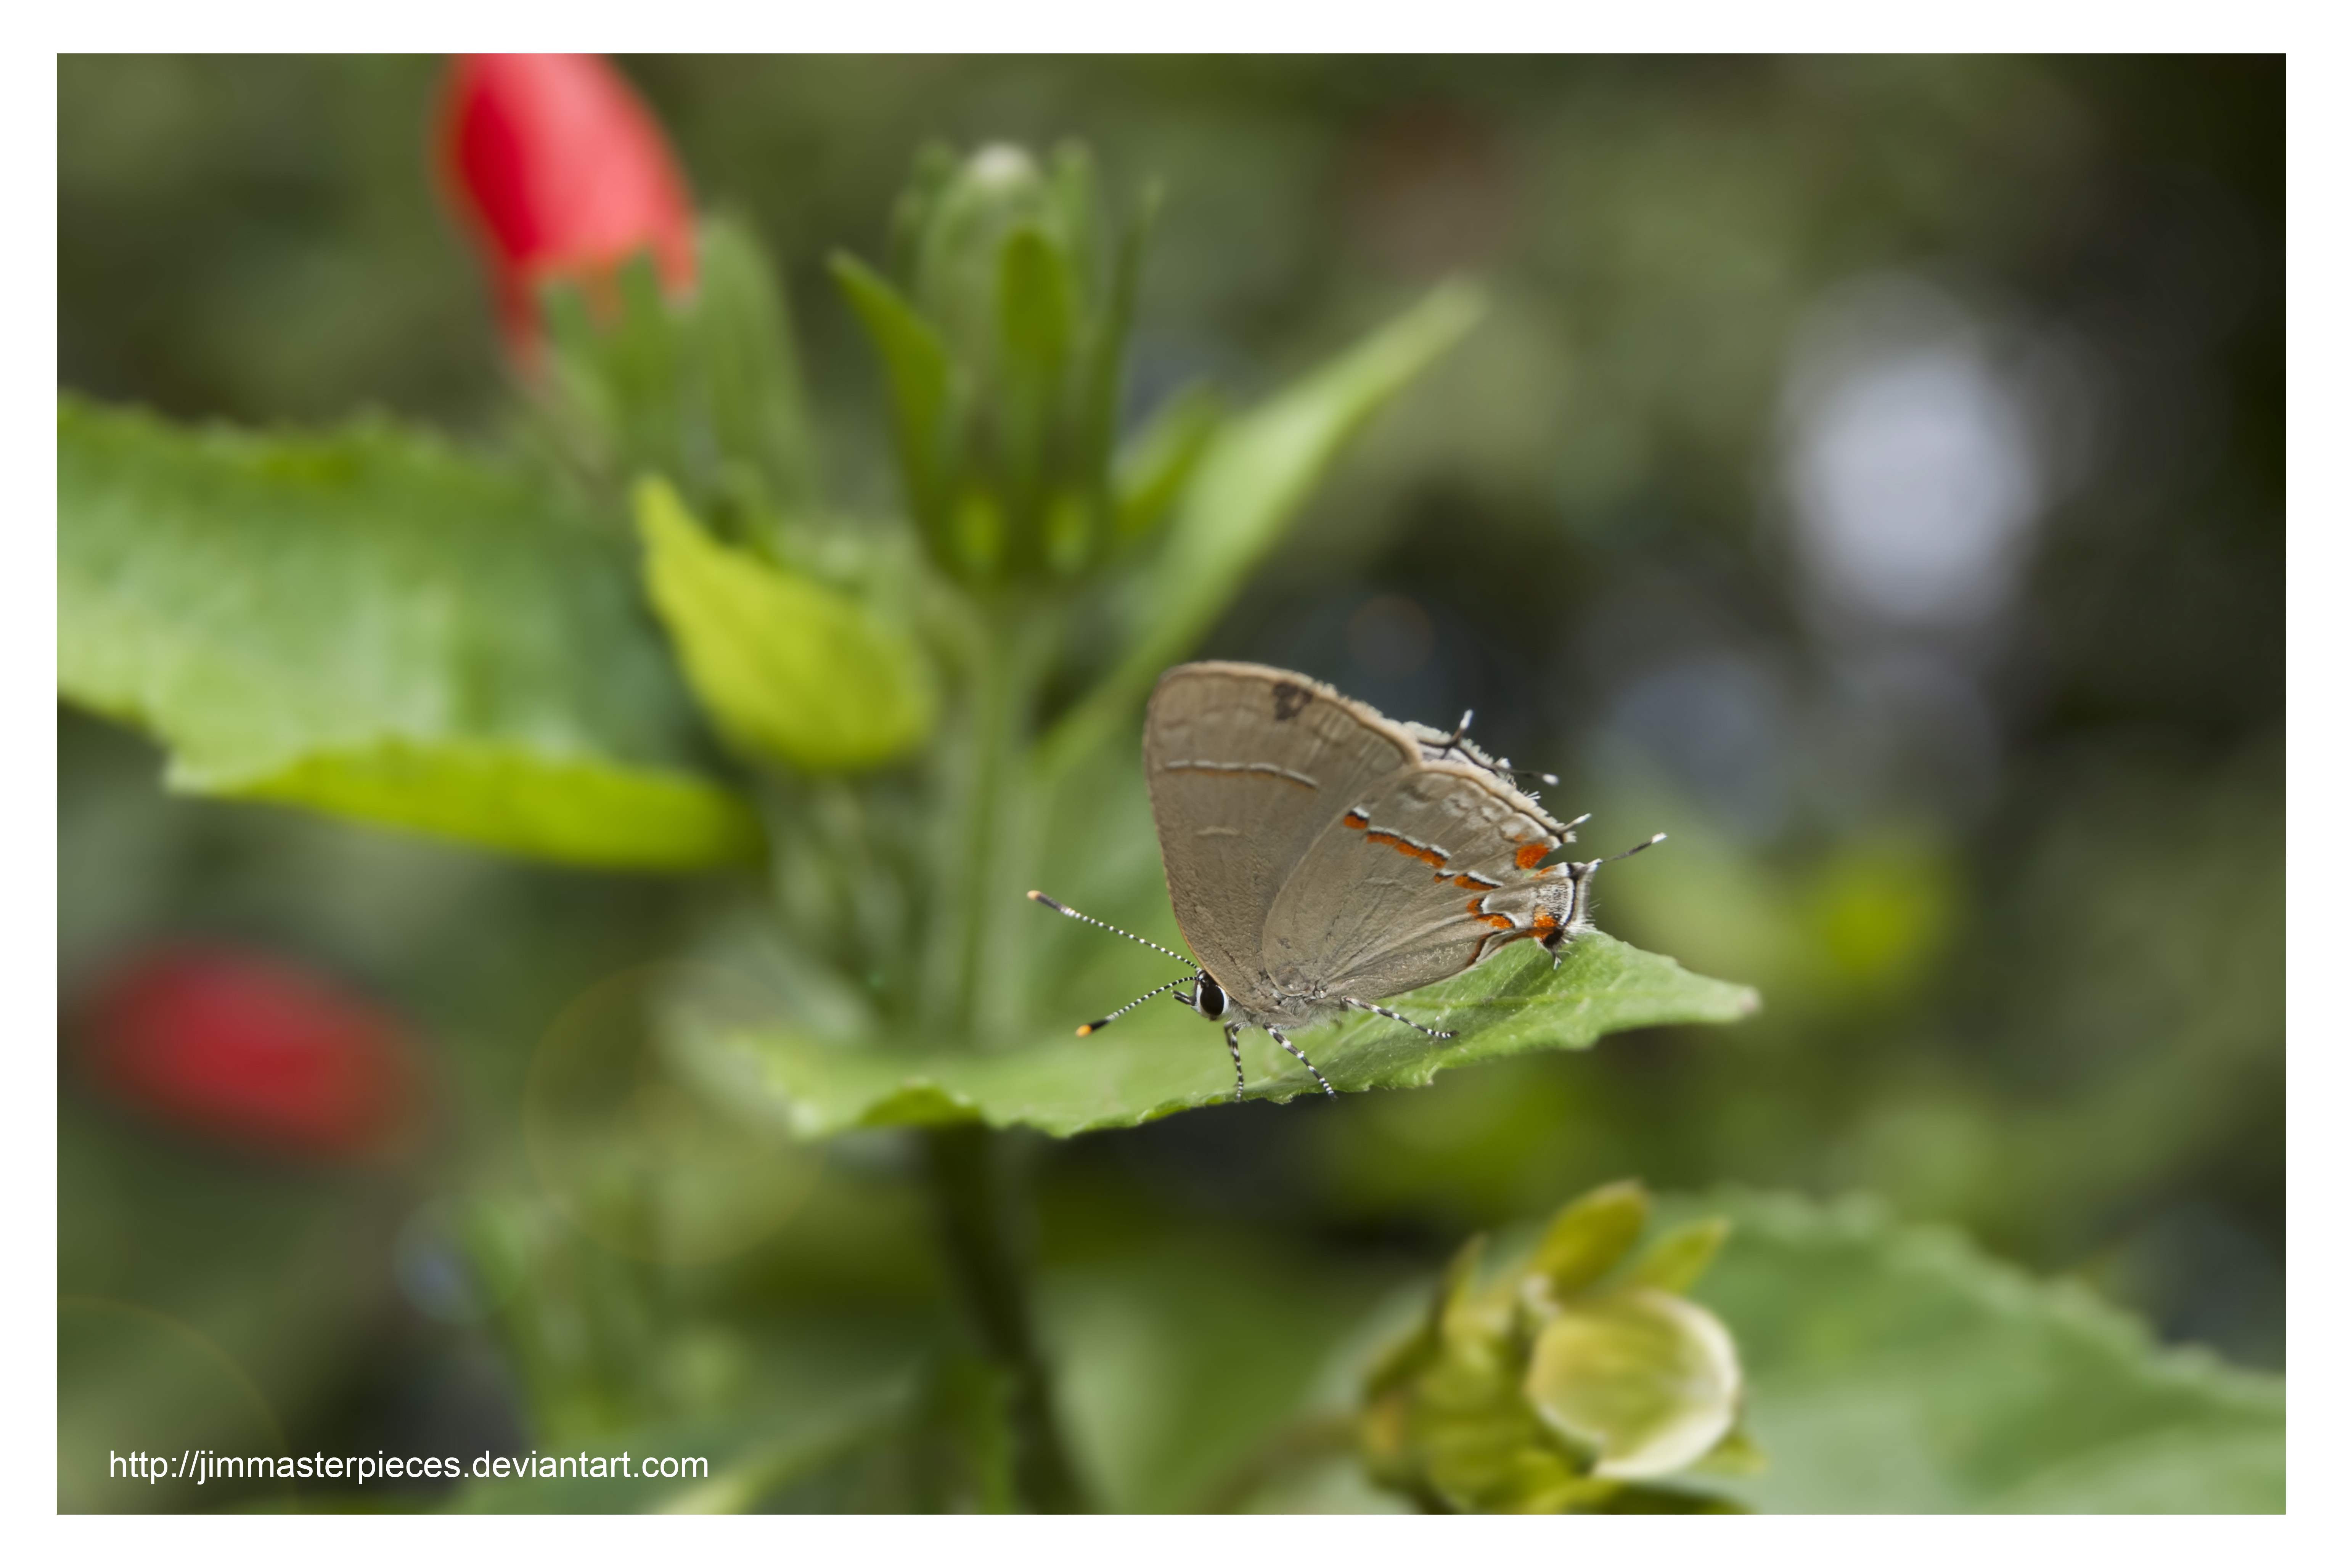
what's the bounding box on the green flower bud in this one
[835,143,1174,586]
[1525,1287,1742,1480]
[1359,1181,1757,1513]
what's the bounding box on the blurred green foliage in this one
[58,55,2280,1512]
[58,397,762,867]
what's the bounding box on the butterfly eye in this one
[1196,976,1228,1020]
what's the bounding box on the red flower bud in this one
[79,944,427,1163]
[437,53,696,355]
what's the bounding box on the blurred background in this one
[58,55,2281,1509]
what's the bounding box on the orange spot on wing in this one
[1367,830,1448,869]
[1515,841,1553,870]
[1343,810,1369,830]
[1467,896,1515,931]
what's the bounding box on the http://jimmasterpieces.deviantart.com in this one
[109,1448,712,1489]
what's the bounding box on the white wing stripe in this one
[1160,758,1321,790]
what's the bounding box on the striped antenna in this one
[1027,891,1196,969]
[1422,709,1570,791]
[1075,977,1191,1037]
[1592,831,1666,865]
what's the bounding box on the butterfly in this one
[1032,661,1660,1099]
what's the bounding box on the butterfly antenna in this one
[1423,709,1476,751]
[1591,831,1667,865]
[1075,978,1190,1037]
[1026,891,1195,968]
[1487,753,1565,789]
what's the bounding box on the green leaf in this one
[1524,1288,1743,1480]
[1110,383,1221,543]
[635,479,936,772]
[1623,1217,1733,1295]
[1082,180,1159,488]
[886,142,961,285]
[1527,1181,1652,1300]
[998,227,1074,387]
[1665,1191,2285,1513]
[1039,281,1486,775]
[666,932,1757,1140]
[58,397,761,868]
[536,259,686,490]
[1045,142,1100,313]
[830,254,958,558]
[693,212,820,516]
[1366,1234,1487,1402]
[996,225,1077,567]
[531,217,818,546]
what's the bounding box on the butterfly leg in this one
[1223,1022,1247,1103]
[1343,998,1454,1041]
[1264,1024,1336,1097]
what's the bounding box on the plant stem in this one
[922,1122,1088,1512]
[950,605,1016,1032]
[916,590,1083,1510]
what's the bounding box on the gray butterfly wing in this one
[1143,663,1417,1011]
[1261,760,1572,1003]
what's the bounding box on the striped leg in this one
[1223,1022,1247,1103]
[1264,1024,1336,1097]
[1344,998,1454,1040]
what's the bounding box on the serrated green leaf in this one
[1661,1191,2286,1513]
[1623,1217,1733,1295]
[635,479,935,772]
[58,397,760,868]
[1040,281,1485,776]
[668,932,1756,1140]
[831,254,958,557]
[1527,1180,1652,1300]
[1525,1288,1742,1480]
